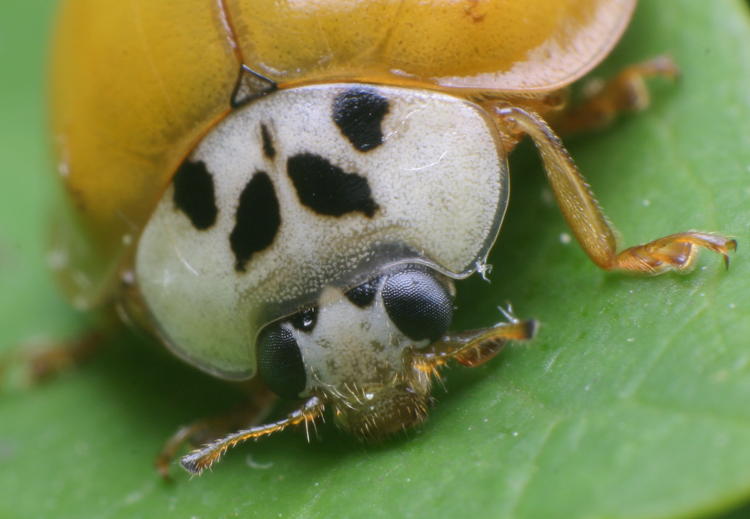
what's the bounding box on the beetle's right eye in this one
[381,268,453,342]
[257,323,306,399]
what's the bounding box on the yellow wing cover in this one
[50,0,635,308]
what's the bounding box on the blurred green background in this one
[2,2,750,518]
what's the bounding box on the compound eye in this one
[257,322,306,399]
[381,268,453,342]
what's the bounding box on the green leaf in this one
[2,2,750,518]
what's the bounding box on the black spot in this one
[287,153,378,217]
[260,123,275,159]
[382,267,453,342]
[257,323,306,399]
[332,87,389,152]
[172,159,217,230]
[229,171,280,272]
[290,306,318,333]
[345,277,381,308]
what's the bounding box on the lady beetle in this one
[49,0,735,475]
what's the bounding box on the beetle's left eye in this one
[381,268,453,342]
[257,322,306,399]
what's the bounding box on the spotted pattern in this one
[229,171,280,272]
[172,159,217,230]
[135,83,506,380]
[332,87,389,152]
[260,123,276,159]
[287,152,378,218]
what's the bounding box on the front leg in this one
[415,307,538,369]
[493,106,736,274]
[179,396,325,476]
[156,386,278,478]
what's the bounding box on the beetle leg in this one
[157,422,213,480]
[179,396,325,476]
[415,307,537,369]
[1,331,104,388]
[555,55,679,135]
[156,387,278,478]
[494,106,736,274]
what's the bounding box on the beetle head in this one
[256,264,454,439]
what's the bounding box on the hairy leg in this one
[494,106,735,274]
[156,385,279,478]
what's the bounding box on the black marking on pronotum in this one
[345,277,381,308]
[332,87,389,152]
[290,306,318,333]
[287,153,378,217]
[172,159,218,230]
[229,171,280,272]
[260,123,276,159]
[231,64,277,108]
